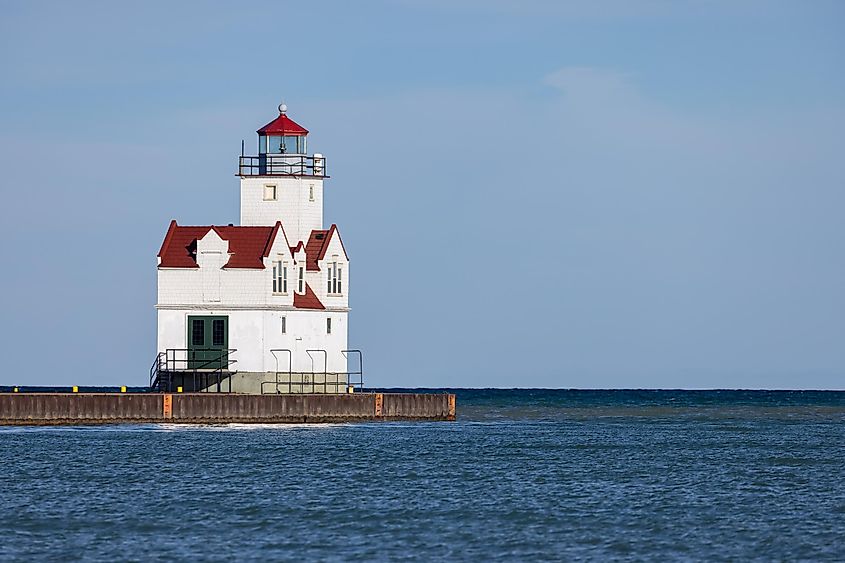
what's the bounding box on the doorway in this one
[187,315,228,370]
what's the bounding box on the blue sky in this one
[0,1,843,388]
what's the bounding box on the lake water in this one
[1,389,844,561]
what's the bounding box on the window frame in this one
[272,260,288,295]
[191,319,204,346]
[212,319,225,346]
[263,184,277,201]
[327,260,343,295]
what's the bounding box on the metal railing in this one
[149,352,165,391]
[238,154,327,177]
[342,349,364,391]
[261,349,293,395]
[260,348,364,394]
[149,348,238,393]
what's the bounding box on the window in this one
[281,316,286,334]
[326,317,332,334]
[327,261,343,295]
[309,185,315,201]
[266,135,306,154]
[297,266,304,293]
[212,319,225,346]
[263,184,277,201]
[272,261,288,294]
[192,319,204,345]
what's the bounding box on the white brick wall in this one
[240,176,324,244]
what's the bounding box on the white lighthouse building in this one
[153,104,355,394]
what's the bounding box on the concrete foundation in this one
[0,392,456,425]
[160,372,354,394]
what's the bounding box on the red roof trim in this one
[256,113,309,136]
[319,224,350,262]
[293,283,325,310]
[263,221,284,258]
[157,219,178,259]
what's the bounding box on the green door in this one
[187,316,228,370]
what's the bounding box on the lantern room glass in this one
[260,135,306,155]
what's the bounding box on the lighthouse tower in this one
[239,103,326,244]
[154,104,353,394]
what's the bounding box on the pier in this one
[0,392,456,425]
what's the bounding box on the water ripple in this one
[1,389,843,561]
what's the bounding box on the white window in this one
[327,261,343,295]
[326,317,332,334]
[281,316,286,334]
[309,185,315,201]
[263,184,277,201]
[272,261,287,294]
[297,266,304,293]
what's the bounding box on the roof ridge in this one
[262,221,282,257]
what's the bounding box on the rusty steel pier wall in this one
[0,393,456,425]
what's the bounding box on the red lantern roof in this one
[256,109,309,136]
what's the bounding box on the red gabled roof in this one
[257,113,309,136]
[293,283,325,310]
[157,222,208,268]
[158,221,284,269]
[304,224,349,271]
[304,229,329,271]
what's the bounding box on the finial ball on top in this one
[279,102,287,114]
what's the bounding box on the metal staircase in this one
[149,349,238,392]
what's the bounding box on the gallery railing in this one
[238,154,327,177]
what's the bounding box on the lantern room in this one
[238,103,326,178]
[257,103,308,155]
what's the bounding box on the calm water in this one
[1,389,844,561]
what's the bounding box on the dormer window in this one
[297,265,304,293]
[327,261,343,295]
[263,184,277,201]
[272,261,288,294]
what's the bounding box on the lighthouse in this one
[153,104,355,394]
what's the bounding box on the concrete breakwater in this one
[0,393,456,425]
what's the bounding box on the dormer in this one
[196,228,229,267]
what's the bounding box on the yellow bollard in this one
[72,386,79,393]
[177,386,183,393]
[121,386,127,393]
